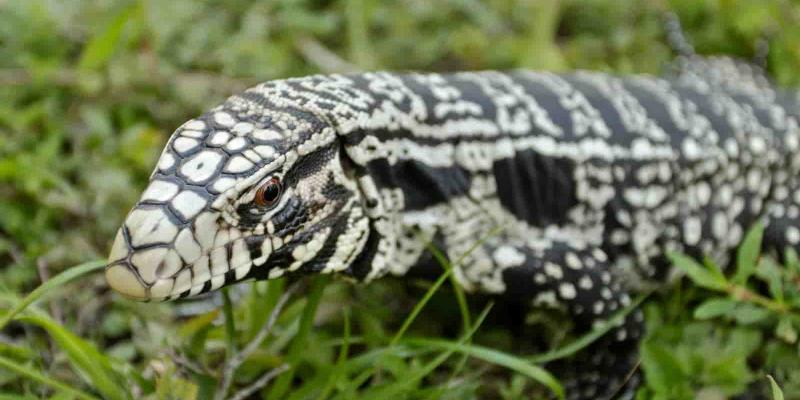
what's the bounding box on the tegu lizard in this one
[104,57,800,398]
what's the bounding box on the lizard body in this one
[106,67,800,399]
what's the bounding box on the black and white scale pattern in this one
[106,65,800,399]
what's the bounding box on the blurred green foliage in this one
[2,0,800,288]
[1,0,800,399]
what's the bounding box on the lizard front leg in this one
[456,237,643,400]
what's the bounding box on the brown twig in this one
[227,364,290,400]
[36,258,64,325]
[213,282,301,400]
[168,348,210,376]
[293,36,361,74]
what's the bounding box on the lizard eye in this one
[254,177,282,208]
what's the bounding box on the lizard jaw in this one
[105,263,149,300]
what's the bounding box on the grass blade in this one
[405,337,563,399]
[18,314,129,400]
[529,292,650,364]
[78,2,140,70]
[390,269,452,346]
[267,276,328,400]
[0,260,106,330]
[0,355,99,400]
[369,303,511,398]
[317,307,351,400]
[221,287,237,356]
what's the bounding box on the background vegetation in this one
[2,0,800,399]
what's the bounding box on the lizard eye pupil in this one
[255,177,282,207]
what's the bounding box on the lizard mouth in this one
[106,242,277,301]
[105,220,282,301]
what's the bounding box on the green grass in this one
[2,225,798,399]
[2,0,800,399]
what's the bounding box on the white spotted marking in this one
[544,262,563,279]
[493,245,525,268]
[210,247,229,276]
[209,177,235,194]
[235,263,251,280]
[173,137,200,154]
[192,256,211,285]
[158,152,176,171]
[225,155,255,173]
[214,112,236,127]
[226,137,248,152]
[254,145,276,159]
[130,247,167,283]
[230,239,251,269]
[593,301,605,315]
[180,151,224,184]
[105,265,146,298]
[183,120,206,131]
[181,129,204,138]
[209,131,231,146]
[193,212,218,249]
[171,190,207,220]
[175,228,202,264]
[711,212,728,239]
[232,122,254,135]
[141,180,179,202]
[253,129,282,141]
[149,278,174,298]
[695,182,711,205]
[787,226,800,245]
[209,274,226,291]
[565,252,583,270]
[558,282,576,299]
[683,217,702,246]
[159,250,183,279]
[126,208,179,247]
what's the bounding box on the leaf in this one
[767,375,785,400]
[640,339,687,395]
[733,304,771,325]
[18,314,129,400]
[775,317,797,344]
[755,257,784,304]
[668,252,728,291]
[727,328,763,357]
[703,256,727,283]
[694,299,738,320]
[0,260,106,330]
[733,223,764,284]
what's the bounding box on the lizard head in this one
[105,97,372,301]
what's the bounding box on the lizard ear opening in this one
[338,140,362,180]
[337,141,382,215]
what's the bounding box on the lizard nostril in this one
[154,249,183,279]
[155,261,169,278]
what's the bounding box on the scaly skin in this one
[106,67,800,399]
